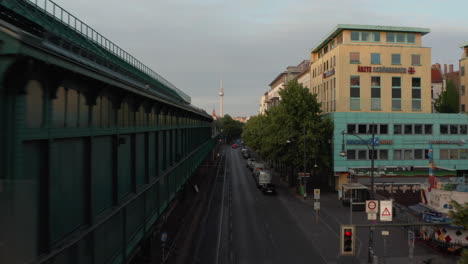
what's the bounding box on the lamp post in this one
[339,127,376,264]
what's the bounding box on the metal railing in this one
[9,0,191,104]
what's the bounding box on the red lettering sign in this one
[357,66,372,73]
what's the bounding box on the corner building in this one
[310,25,431,113]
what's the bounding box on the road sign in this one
[380,200,393,222]
[314,201,320,210]
[161,232,168,243]
[408,231,415,247]
[367,213,377,220]
[366,200,378,214]
[314,189,320,199]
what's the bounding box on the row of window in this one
[350,76,421,111]
[350,31,416,44]
[312,56,336,78]
[346,149,468,160]
[347,123,468,135]
[350,52,421,66]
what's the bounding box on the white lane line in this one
[215,149,228,264]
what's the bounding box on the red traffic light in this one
[345,231,352,237]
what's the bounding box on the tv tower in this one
[219,79,224,117]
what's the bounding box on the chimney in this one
[449,64,454,73]
[444,64,448,75]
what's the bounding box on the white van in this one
[252,162,265,175]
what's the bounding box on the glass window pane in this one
[358,150,367,160]
[394,125,402,134]
[380,124,388,134]
[347,124,356,134]
[387,33,395,42]
[412,100,421,111]
[396,33,405,43]
[351,88,360,97]
[371,53,380,64]
[424,124,432,134]
[450,149,459,159]
[394,150,402,160]
[379,149,388,160]
[372,32,380,41]
[347,150,356,160]
[407,33,416,43]
[411,55,421,65]
[350,76,360,86]
[371,98,381,110]
[404,149,413,159]
[392,99,401,110]
[358,124,367,134]
[371,76,381,87]
[414,149,423,159]
[412,78,421,87]
[412,89,421,99]
[440,124,448,134]
[392,54,401,64]
[460,125,468,134]
[392,89,401,98]
[414,124,423,134]
[404,124,413,134]
[351,31,360,41]
[440,149,448,160]
[350,98,360,110]
[369,124,378,134]
[450,124,458,134]
[350,52,360,63]
[460,149,468,159]
[362,32,369,41]
[392,77,401,87]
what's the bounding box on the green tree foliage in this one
[434,80,460,113]
[218,115,243,142]
[242,80,333,174]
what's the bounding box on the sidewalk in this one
[276,174,459,264]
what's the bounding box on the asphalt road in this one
[194,145,458,264]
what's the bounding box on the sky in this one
[51,0,468,117]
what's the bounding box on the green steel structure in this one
[0,1,214,263]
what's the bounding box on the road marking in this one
[215,150,228,264]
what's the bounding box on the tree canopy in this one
[216,115,243,142]
[434,80,460,113]
[449,200,468,263]
[242,80,333,173]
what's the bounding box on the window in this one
[350,52,360,64]
[414,149,423,159]
[347,150,356,160]
[461,149,468,159]
[358,124,367,134]
[387,32,415,43]
[350,76,360,110]
[462,104,466,113]
[392,77,401,110]
[440,125,448,134]
[371,53,381,64]
[411,55,421,65]
[450,149,459,159]
[414,124,423,134]
[450,124,458,134]
[394,124,402,135]
[412,77,421,111]
[379,149,388,160]
[358,150,368,160]
[394,149,402,160]
[462,66,465,76]
[371,76,381,110]
[404,149,413,160]
[391,54,401,65]
[440,149,449,160]
[424,124,432,134]
[404,124,413,134]
[347,124,356,134]
[350,31,380,42]
[380,124,388,134]
[461,125,468,134]
[462,85,465,96]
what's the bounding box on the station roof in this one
[311,24,431,53]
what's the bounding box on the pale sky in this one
[52,0,468,117]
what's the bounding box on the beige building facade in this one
[310,25,432,113]
[460,43,468,113]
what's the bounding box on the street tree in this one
[448,200,468,263]
[218,115,243,142]
[434,80,460,113]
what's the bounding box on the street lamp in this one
[339,127,377,264]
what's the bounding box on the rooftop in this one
[312,24,431,53]
[460,42,468,48]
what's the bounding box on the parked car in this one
[231,144,239,149]
[262,183,276,194]
[240,148,249,158]
[252,162,265,176]
[246,158,256,169]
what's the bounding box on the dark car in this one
[262,183,276,194]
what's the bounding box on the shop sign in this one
[357,65,416,74]
[430,140,465,145]
[323,68,335,78]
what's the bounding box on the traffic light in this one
[340,225,355,256]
